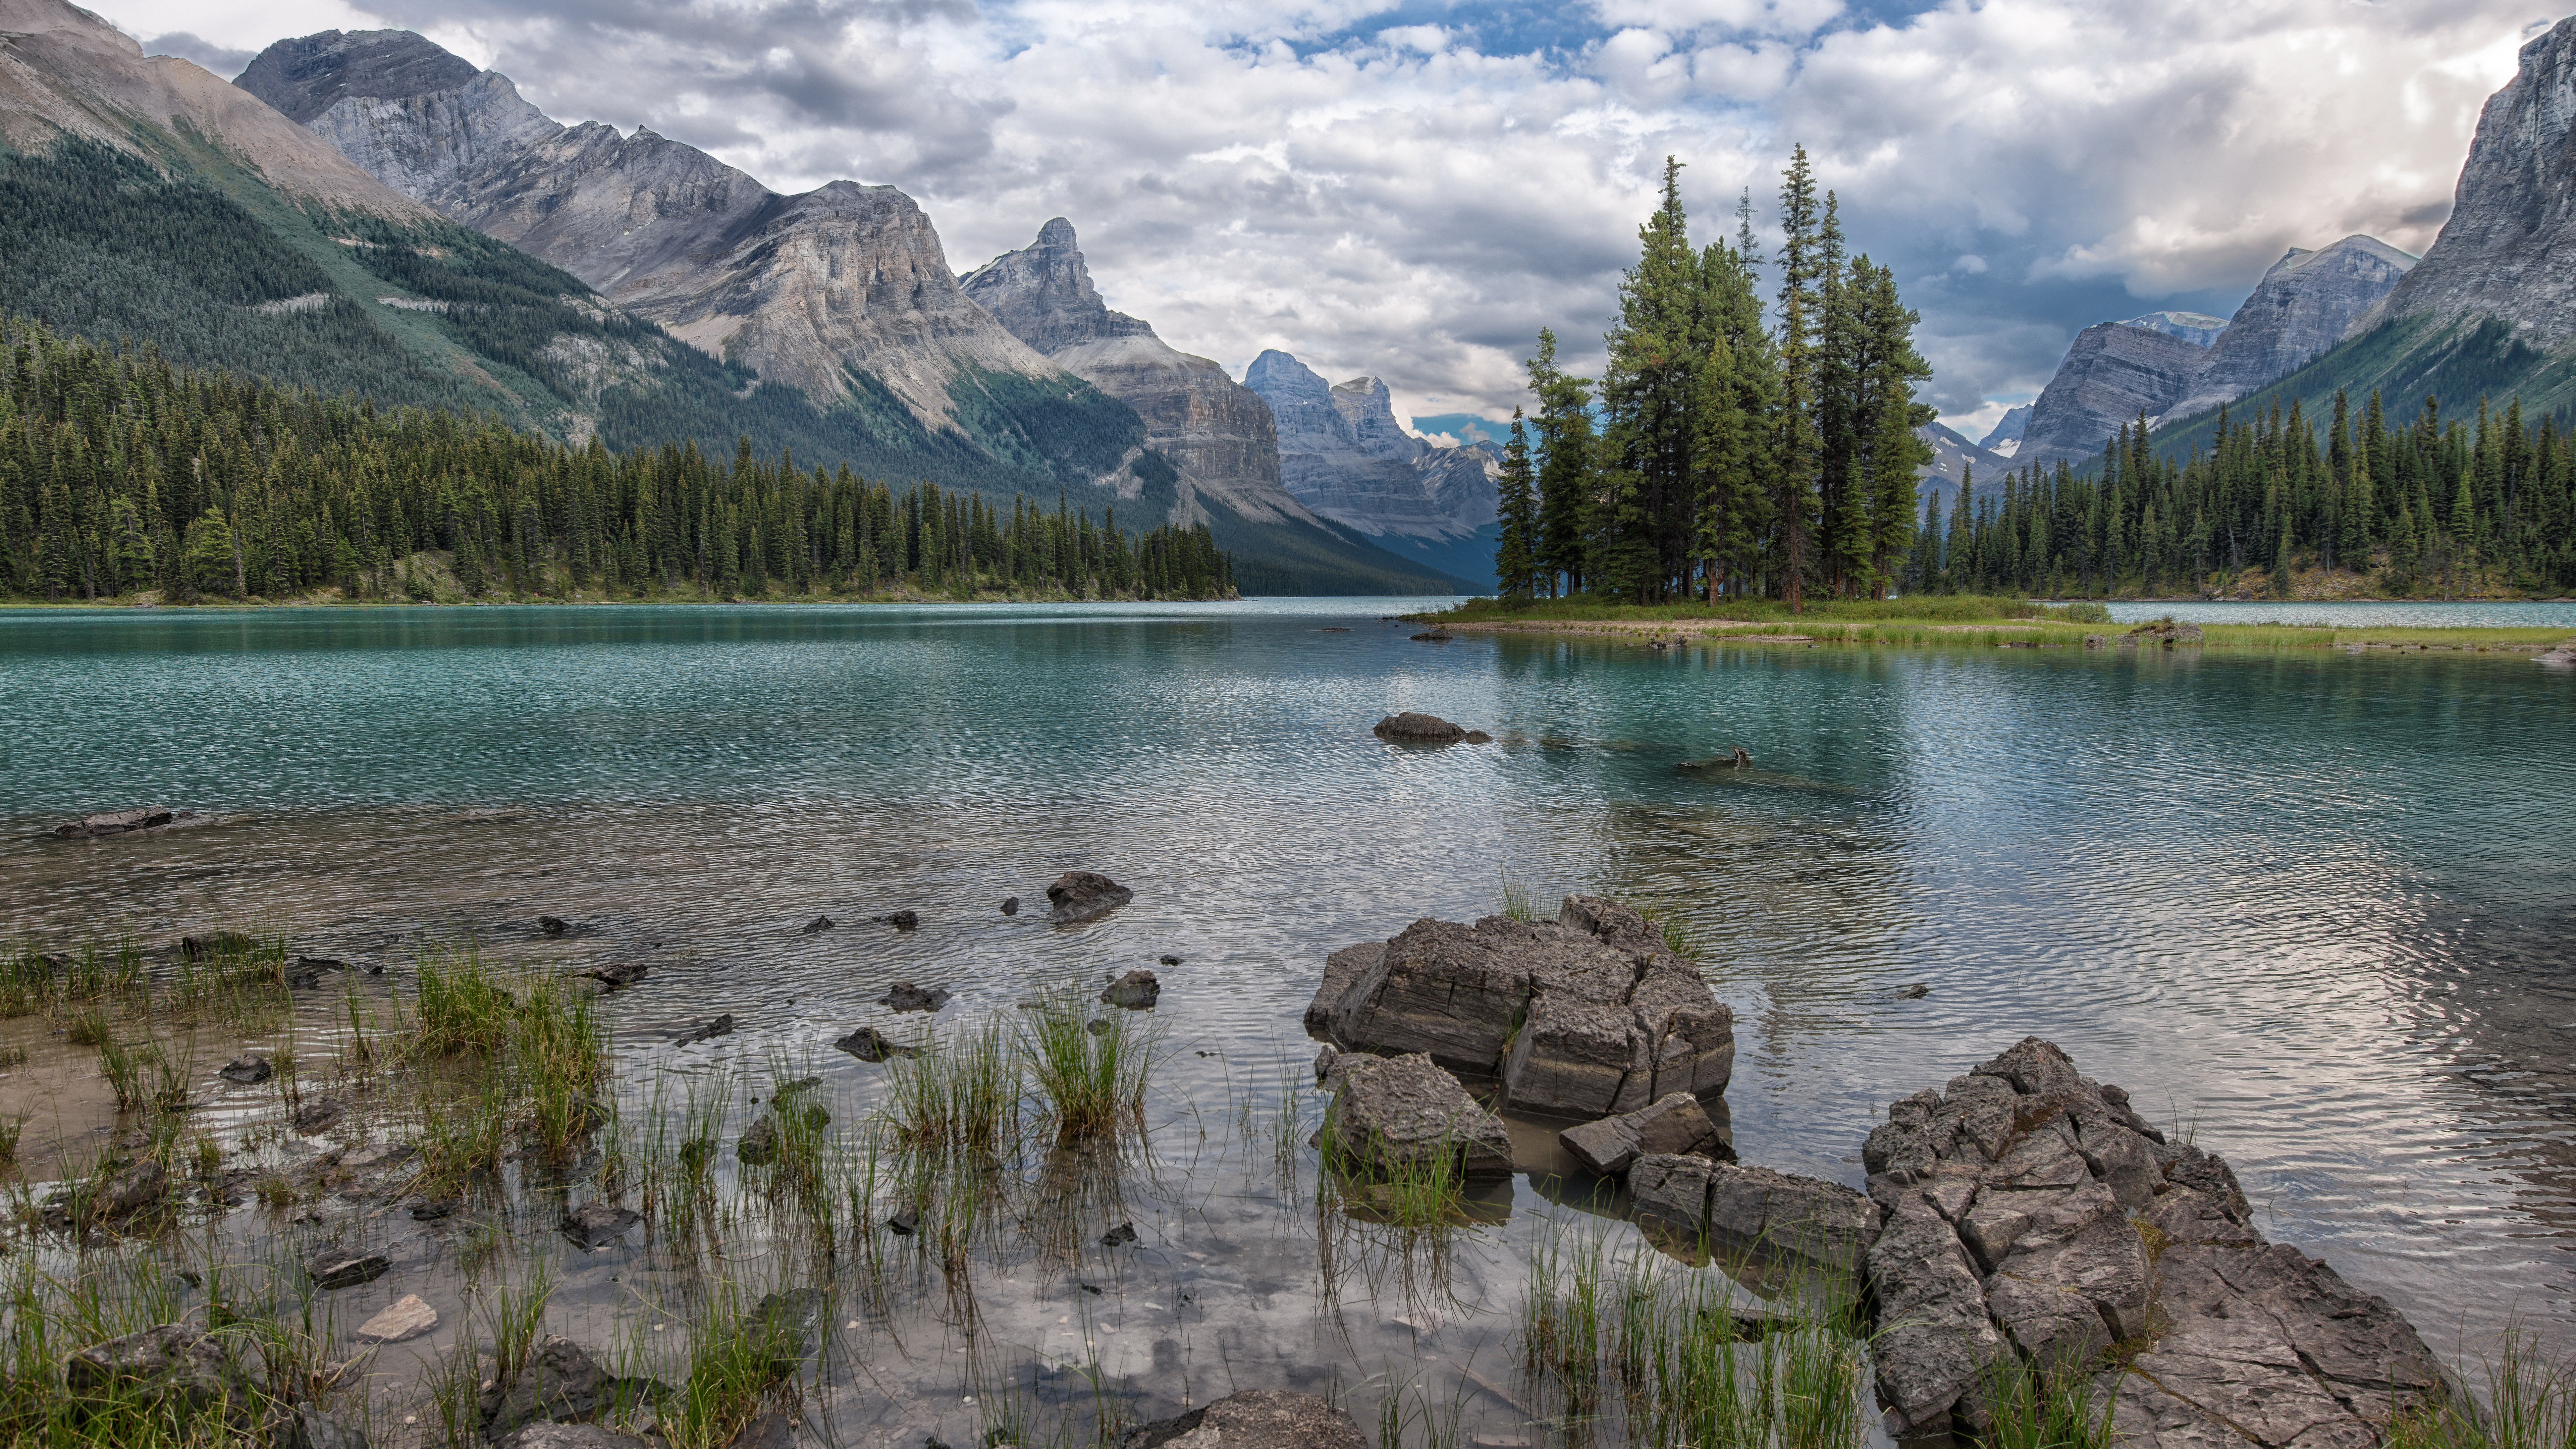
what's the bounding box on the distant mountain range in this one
[0,1,1471,594]
[2006,20,2576,474]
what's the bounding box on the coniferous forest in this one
[1491,150,1938,608]
[0,317,1236,605]
[1490,149,2576,606]
[1909,394,2576,599]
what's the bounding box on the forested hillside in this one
[0,318,1234,604]
[1916,392,2576,598]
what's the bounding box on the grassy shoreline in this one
[1415,595,2576,653]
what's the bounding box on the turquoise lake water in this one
[3,598,2572,1368]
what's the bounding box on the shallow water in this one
[3,599,2573,1439]
[2101,598,2576,629]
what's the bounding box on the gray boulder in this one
[480,1335,616,1434]
[1626,1156,1879,1276]
[1121,1388,1370,1449]
[1047,871,1133,925]
[1324,1052,1512,1178]
[51,807,179,838]
[1101,969,1160,1008]
[1306,895,1734,1118]
[65,1324,248,1412]
[1560,1091,1729,1176]
[1860,1036,2446,1448]
[560,1200,640,1249]
[308,1248,389,1290]
[271,1405,370,1449]
[1373,712,1470,742]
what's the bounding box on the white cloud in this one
[83,0,2544,420]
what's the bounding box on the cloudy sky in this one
[100,0,2555,438]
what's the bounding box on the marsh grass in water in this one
[1520,1219,1871,1449]
[2384,1330,2576,1449]
[1022,986,1155,1144]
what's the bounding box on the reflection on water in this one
[1,601,2572,1376]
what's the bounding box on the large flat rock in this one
[1305,895,1733,1118]
[1861,1037,2447,1447]
[1323,1052,1512,1178]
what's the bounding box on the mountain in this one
[957,218,1462,593]
[2011,322,2211,471]
[1240,351,1503,588]
[2126,310,2231,348]
[235,30,1462,593]
[2162,236,2415,422]
[1914,423,2016,499]
[2151,17,2576,461]
[1977,405,2030,454]
[0,0,806,445]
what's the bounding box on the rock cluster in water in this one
[1306,895,1735,1119]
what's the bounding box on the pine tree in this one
[1596,157,1706,601]
[1525,329,1596,596]
[1494,410,1538,598]
[1772,146,1825,612]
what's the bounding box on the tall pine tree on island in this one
[1525,329,1597,597]
[1494,409,1539,597]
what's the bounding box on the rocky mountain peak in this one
[1330,376,1427,462]
[1977,404,2030,452]
[957,217,1153,354]
[2365,16,2576,347]
[2165,233,2415,422]
[2124,311,2229,348]
[2011,322,2209,471]
[232,29,475,123]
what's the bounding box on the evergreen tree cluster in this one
[1911,391,2576,599]
[0,318,1234,605]
[1492,151,1936,608]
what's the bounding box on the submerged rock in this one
[354,1293,439,1343]
[1678,746,1753,770]
[1100,969,1160,1009]
[581,963,648,989]
[1047,871,1133,924]
[2537,643,2575,666]
[874,910,920,931]
[1000,896,1021,915]
[2124,618,2204,647]
[494,1426,652,1449]
[1323,1052,1512,1178]
[1409,629,1454,642]
[670,1014,734,1045]
[1307,894,1734,1118]
[879,981,951,1012]
[291,1096,348,1134]
[834,1026,917,1062]
[270,1405,369,1449]
[538,916,571,936]
[480,1335,616,1434]
[180,931,261,960]
[307,1249,390,1290]
[218,1054,273,1085]
[1372,711,1469,742]
[561,1200,641,1249]
[1560,1091,1729,1176]
[51,807,190,839]
[284,956,344,989]
[800,915,836,933]
[1121,1389,1370,1449]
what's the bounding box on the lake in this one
[2,598,2570,1440]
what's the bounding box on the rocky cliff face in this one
[2166,236,2415,421]
[1244,353,1498,540]
[2124,310,2230,348]
[0,0,424,216]
[2366,17,2576,348]
[235,29,1070,425]
[2012,323,2209,471]
[1915,423,2015,499]
[959,219,1304,526]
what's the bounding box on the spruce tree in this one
[1494,409,1539,598]
[1597,157,1705,600]
[1525,329,1596,596]
[1772,146,1825,612]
